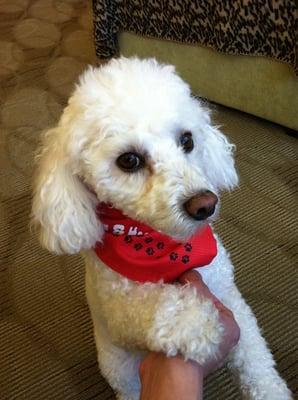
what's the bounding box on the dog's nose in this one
[183,191,218,221]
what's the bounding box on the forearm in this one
[140,353,204,400]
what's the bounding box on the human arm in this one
[139,270,240,400]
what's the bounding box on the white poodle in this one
[32,57,292,400]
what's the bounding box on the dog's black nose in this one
[184,191,218,220]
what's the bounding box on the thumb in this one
[178,269,203,285]
[178,269,225,310]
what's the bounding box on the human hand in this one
[139,270,240,400]
[178,269,240,376]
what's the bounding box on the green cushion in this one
[119,32,298,130]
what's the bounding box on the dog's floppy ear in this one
[201,125,239,191]
[31,126,103,255]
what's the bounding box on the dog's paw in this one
[242,374,293,400]
[116,394,139,400]
[146,284,223,364]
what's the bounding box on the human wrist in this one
[159,358,203,400]
[140,353,204,400]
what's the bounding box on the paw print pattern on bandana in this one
[184,243,192,252]
[181,255,190,264]
[95,203,217,283]
[124,235,133,243]
[146,247,154,255]
[169,252,178,261]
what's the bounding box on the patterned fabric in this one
[95,203,217,283]
[92,0,298,73]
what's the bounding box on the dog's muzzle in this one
[183,191,218,221]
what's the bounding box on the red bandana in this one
[94,203,217,283]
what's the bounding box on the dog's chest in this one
[196,241,234,300]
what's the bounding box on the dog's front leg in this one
[88,263,224,365]
[222,286,292,400]
[144,283,224,364]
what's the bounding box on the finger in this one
[178,270,236,318]
[213,299,231,313]
[179,270,223,304]
[178,269,203,284]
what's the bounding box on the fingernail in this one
[213,300,225,311]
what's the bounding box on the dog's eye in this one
[116,152,145,172]
[180,131,194,153]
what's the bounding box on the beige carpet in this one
[0,1,297,399]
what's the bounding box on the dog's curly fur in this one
[32,57,292,400]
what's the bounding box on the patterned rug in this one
[0,1,297,399]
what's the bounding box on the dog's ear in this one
[201,126,239,191]
[31,126,103,255]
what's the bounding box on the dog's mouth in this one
[161,192,219,240]
[146,204,219,242]
[84,179,219,241]
[178,203,220,240]
[164,219,213,242]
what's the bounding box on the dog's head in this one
[32,57,238,254]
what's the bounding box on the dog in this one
[32,57,292,400]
